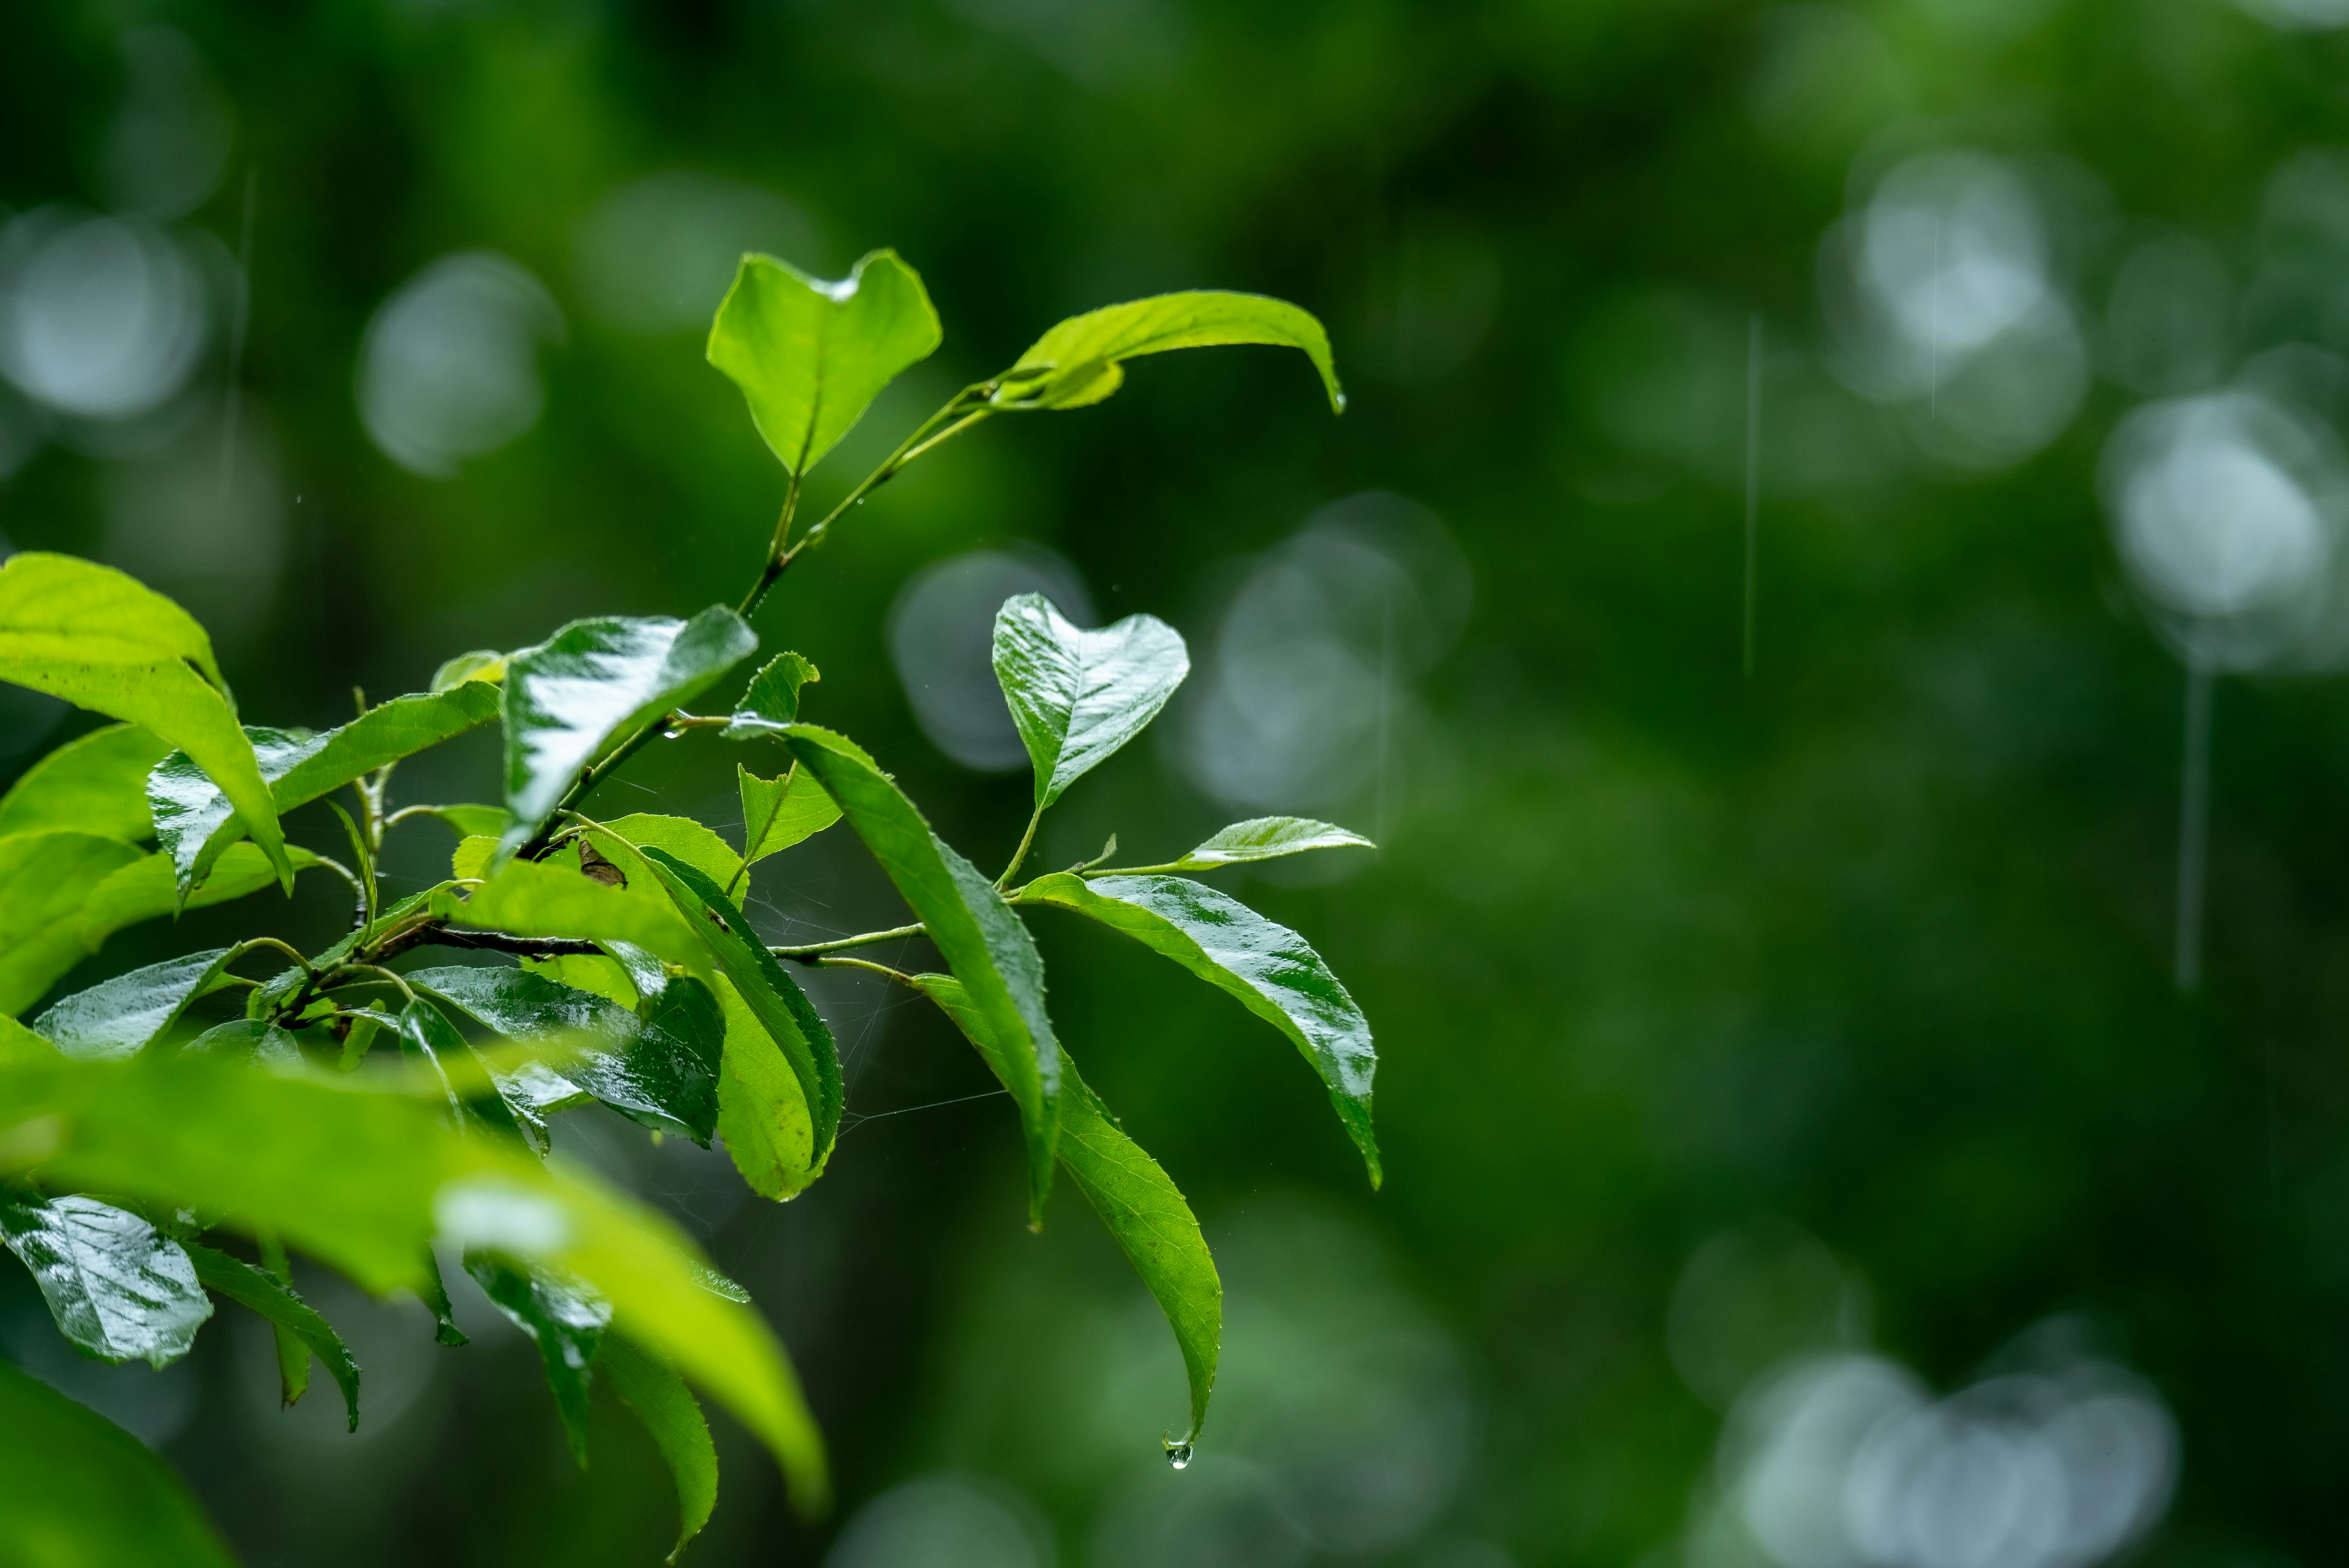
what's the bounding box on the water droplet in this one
[1163,1439,1193,1470]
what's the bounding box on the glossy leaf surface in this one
[992,593,1189,809]
[1022,872,1379,1186]
[458,861,716,986]
[1173,816,1375,869]
[711,973,820,1201]
[184,1240,363,1430]
[499,609,758,861]
[0,1191,213,1367]
[706,250,941,475]
[0,552,289,885]
[467,1253,610,1467]
[725,650,820,737]
[916,975,1220,1441]
[149,726,318,899]
[989,291,1344,412]
[2,1051,828,1509]
[0,1358,238,1568]
[0,723,169,842]
[788,724,1062,1221]
[738,764,839,868]
[604,1334,719,1564]
[32,948,234,1061]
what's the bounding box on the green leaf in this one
[0,1191,214,1367]
[989,291,1345,413]
[0,723,171,842]
[633,847,842,1170]
[32,948,236,1061]
[431,649,507,692]
[738,764,840,870]
[184,1017,302,1068]
[914,975,1220,1443]
[591,813,744,888]
[1020,873,1380,1186]
[711,973,820,1202]
[466,1253,610,1468]
[1171,816,1375,869]
[499,609,759,862]
[4,1050,828,1510]
[149,726,317,901]
[0,1358,240,1567]
[397,997,530,1144]
[419,1248,470,1347]
[992,594,1189,811]
[603,1334,720,1565]
[410,964,722,1145]
[785,725,1063,1223]
[0,830,147,1014]
[725,650,820,737]
[407,803,508,839]
[0,552,291,888]
[256,1231,309,1405]
[458,861,717,987]
[706,250,943,475]
[184,1239,363,1430]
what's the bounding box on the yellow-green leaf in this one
[989,291,1344,413]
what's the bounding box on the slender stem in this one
[308,852,368,930]
[231,935,315,975]
[771,923,927,962]
[997,804,1045,891]
[365,922,602,965]
[330,964,418,1006]
[1080,861,1192,879]
[815,954,922,989]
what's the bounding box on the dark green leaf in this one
[0,1191,213,1367]
[5,1050,827,1509]
[466,1252,611,1467]
[992,594,1188,810]
[634,847,842,1170]
[603,1334,719,1564]
[0,1358,239,1567]
[396,997,531,1145]
[499,609,759,861]
[725,650,820,737]
[184,1240,363,1430]
[738,764,839,871]
[706,250,942,475]
[419,1248,470,1347]
[988,291,1345,413]
[1171,816,1375,869]
[32,948,236,1061]
[1020,872,1379,1186]
[0,723,170,842]
[915,975,1220,1443]
[0,552,291,887]
[458,861,717,986]
[256,1231,308,1404]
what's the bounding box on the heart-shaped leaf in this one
[0,553,289,887]
[988,291,1344,413]
[993,593,1188,811]
[785,724,1063,1224]
[498,609,758,862]
[0,724,171,842]
[0,1192,213,1368]
[1020,872,1379,1186]
[706,250,943,475]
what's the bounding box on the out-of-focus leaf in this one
[431,650,507,692]
[706,250,941,475]
[4,1052,828,1509]
[458,861,716,986]
[0,1358,239,1567]
[498,609,758,862]
[398,997,519,1139]
[0,1191,213,1367]
[635,848,841,1171]
[184,1018,302,1068]
[407,803,508,839]
[467,1252,611,1467]
[988,291,1345,413]
[32,949,236,1061]
[0,830,146,1015]
[786,725,1062,1222]
[992,594,1188,811]
[710,972,818,1200]
[184,1240,363,1430]
[1020,872,1379,1186]
[604,1334,720,1564]
[0,723,171,842]
[1170,817,1375,869]
[915,975,1220,1443]
[1,1013,51,1065]
[411,964,721,1145]
[724,650,820,738]
[738,764,839,870]
[420,1249,469,1347]
[0,552,290,887]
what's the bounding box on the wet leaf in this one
[603,1334,719,1564]
[1020,873,1379,1186]
[1171,816,1375,869]
[992,593,1188,810]
[0,1191,213,1367]
[724,650,820,738]
[184,1240,363,1430]
[466,1252,610,1467]
[706,250,942,475]
[988,291,1344,413]
[32,948,237,1061]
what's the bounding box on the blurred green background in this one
[7,0,2349,1564]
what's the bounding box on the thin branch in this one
[772,923,927,963]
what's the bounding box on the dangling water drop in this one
[1163,1438,1193,1470]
